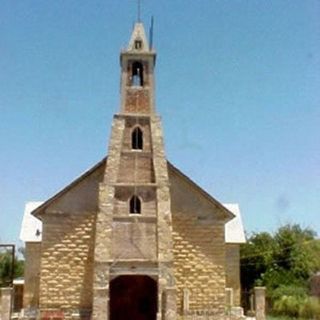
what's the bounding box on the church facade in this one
[20,22,245,320]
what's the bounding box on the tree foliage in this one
[0,249,24,287]
[241,224,320,317]
[241,224,320,291]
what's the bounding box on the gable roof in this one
[168,162,234,222]
[32,158,106,219]
[29,158,237,227]
[21,161,245,244]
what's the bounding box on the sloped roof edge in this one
[167,161,235,223]
[32,157,107,219]
[32,157,235,224]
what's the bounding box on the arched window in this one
[132,127,143,150]
[135,40,143,50]
[130,196,141,214]
[132,61,144,86]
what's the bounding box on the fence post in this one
[0,287,13,320]
[254,287,266,320]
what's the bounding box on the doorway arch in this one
[110,275,157,320]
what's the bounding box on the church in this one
[20,22,245,320]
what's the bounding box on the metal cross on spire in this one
[137,0,141,22]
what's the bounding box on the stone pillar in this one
[0,288,13,320]
[91,263,110,320]
[158,266,176,320]
[92,114,124,320]
[163,287,177,320]
[254,287,266,320]
[152,115,177,319]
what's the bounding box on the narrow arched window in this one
[132,61,144,86]
[135,40,143,50]
[132,127,143,150]
[130,196,141,214]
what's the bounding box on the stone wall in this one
[122,117,152,152]
[113,187,156,217]
[225,244,241,306]
[172,213,226,317]
[124,89,150,113]
[112,221,157,260]
[39,212,95,313]
[118,154,155,183]
[23,242,41,308]
[168,162,231,317]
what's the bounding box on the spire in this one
[127,22,149,52]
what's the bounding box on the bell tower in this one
[120,22,156,114]
[92,22,177,320]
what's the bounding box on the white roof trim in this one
[20,202,43,242]
[224,203,246,244]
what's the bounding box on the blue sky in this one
[0,0,319,246]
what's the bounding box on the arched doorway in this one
[110,275,157,320]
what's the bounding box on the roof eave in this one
[167,161,235,223]
[32,157,107,220]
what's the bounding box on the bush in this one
[270,284,307,302]
[272,291,320,319]
[273,295,304,318]
[299,297,320,319]
[269,285,307,317]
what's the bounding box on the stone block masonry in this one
[23,243,41,309]
[172,213,226,317]
[39,212,95,312]
[225,244,241,306]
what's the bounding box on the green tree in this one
[0,250,24,287]
[241,224,320,290]
[264,225,320,290]
[240,224,320,317]
[240,231,276,291]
